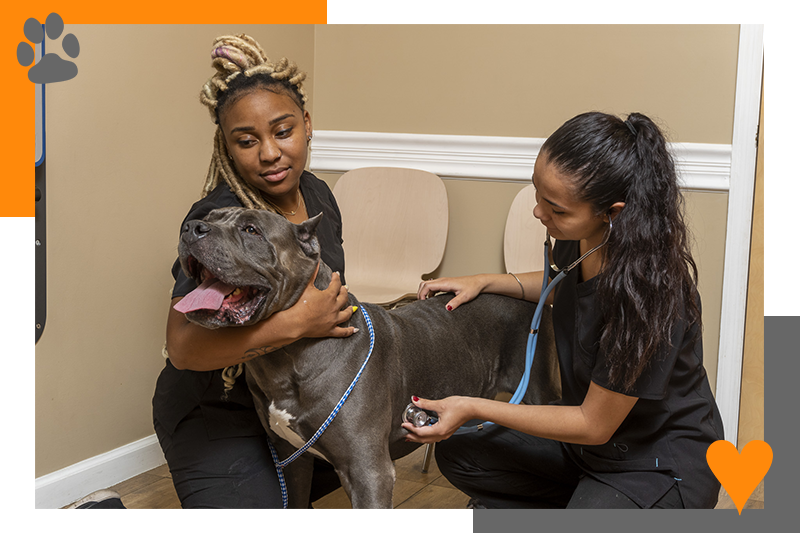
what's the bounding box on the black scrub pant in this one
[435,426,684,509]
[154,407,340,508]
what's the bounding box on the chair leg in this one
[421,443,435,473]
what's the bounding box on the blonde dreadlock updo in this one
[196,34,309,393]
[198,33,309,213]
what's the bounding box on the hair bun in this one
[199,34,308,122]
[200,34,269,120]
[211,44,251,71]
[209,34,268,75]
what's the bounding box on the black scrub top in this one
[550,240,724,508]
[153,171,346,439]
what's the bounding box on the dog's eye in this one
[243,225,260,236]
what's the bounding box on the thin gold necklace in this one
[279,191,303,217]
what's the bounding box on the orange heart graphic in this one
[706,439,772,514]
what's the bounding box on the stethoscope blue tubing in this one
[452,223,611,435]
[452,254,567,435]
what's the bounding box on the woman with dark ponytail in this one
[409,112,723,509]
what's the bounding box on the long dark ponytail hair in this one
[540,112,700,392]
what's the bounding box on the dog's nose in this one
[182,220,211,243]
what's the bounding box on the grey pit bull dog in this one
[174,206,560,509]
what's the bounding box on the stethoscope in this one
[453,219,613,433]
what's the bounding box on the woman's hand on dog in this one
[402,396,476,444]
[417,275,487,311]
[418,271,548,308]
[288,263,357,339]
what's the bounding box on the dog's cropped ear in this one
[294,213,322,258]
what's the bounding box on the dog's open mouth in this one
[173,258,269,326]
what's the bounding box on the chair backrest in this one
[333,167,448,305]
[504,184,547,274]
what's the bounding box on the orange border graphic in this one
[2,3,327,217]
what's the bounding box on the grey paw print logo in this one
[16,13,79,84]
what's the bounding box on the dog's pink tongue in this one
[173,277,236,314]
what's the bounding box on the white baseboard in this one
[35,434,166,509]
[310,130,732,192]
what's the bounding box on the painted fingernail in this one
[353,328,359,333]
[352,306,358,313]
[412,396,419,402]
[446,305,453,311]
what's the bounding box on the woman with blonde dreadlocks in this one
[152,34,355,509]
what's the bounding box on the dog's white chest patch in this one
[268,403,328,461]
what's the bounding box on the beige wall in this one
[312,25,738,142]
[36,24,743,479]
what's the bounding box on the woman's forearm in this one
[478,271,547,303]
[466,398,605,446]
[418,271,549,310]
[406,383,637,446]
[165,303,302,371]
[165,271,356,371]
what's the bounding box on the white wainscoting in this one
[310,130,732,192]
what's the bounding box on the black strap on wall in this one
[36,158,46,343]
[35,57,46,344]
[35,30,46,344]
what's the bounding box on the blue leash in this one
[267,305,375,508]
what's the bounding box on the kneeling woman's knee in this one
[433,436,471,477]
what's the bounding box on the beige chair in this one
[504,184,547,274]
[333,167,449,307]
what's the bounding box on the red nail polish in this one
[446,305,453,311]
[412,396,419,402]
